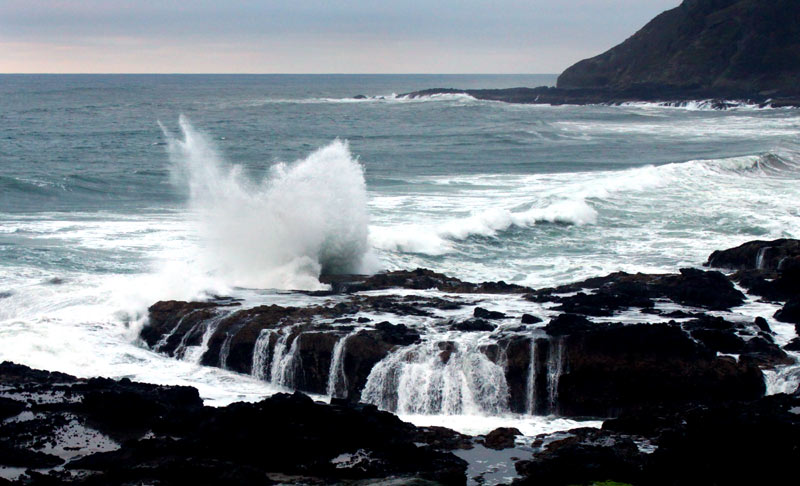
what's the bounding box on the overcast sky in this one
[1,1,679,73]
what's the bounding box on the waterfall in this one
[526,338,539,415]
[361,340,510,415]
[153,311,200,353]
[179,315,224,363]
[547,338,565,414]
[270,331,301,388]
[756,246,770,269]
[327,332,354,398]
[218,334,233,370]
[251,329,276,380]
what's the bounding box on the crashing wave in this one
[161,116,374,290]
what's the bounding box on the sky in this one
[0,1,680,74]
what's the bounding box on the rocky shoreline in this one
[2,238,799,485]
[396,86,800,109]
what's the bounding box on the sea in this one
[2,74,800,437]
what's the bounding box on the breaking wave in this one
[370,199,597,256]
[161,116,374,290]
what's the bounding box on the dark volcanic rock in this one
[521,314,542,324]
[452,318,496,332]
[320,268,531,294]
[473,307,507,319]
[550,321,765,417]
[707,238,800,271]
[513,429,643,486]
[775,297,800,324]
[739,336,794,368]
[0,362,468,485]
[707,239,800,301]
[557,0,800,99]
[544,313,595,336]
[519,392,800,486]
[481,427,522,450]
[414,426,474,451]
[529,268,745,316]
[754,316,773,334]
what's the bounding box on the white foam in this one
[399,413,602,437]
[370,199,597,256]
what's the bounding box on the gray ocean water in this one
[1,74,799,431]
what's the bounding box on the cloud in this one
[0,1,680,73]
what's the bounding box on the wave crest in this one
[370,199,597,256]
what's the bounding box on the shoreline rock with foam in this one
[140,240,799,419]
[3,238,800,485]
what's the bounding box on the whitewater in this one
[2,74,800,435]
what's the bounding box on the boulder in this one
[473,307,507,319]
[775,297,800,324]
[482,427,522,450]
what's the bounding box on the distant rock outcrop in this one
[403,0,800,107]
[557,0,800,98]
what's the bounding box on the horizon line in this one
[0,72,559,76]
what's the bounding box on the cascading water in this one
[547,338,565,414]
[218,334,233,370]
[327,331,355,398]
[178,314,226,363]
[360,339,510,415]
[153,312,193,353]
[756,246,771,269]
[251,329,277,380]
[526,339,539,415]
[269,330,302,388]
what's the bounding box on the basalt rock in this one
[0,362,468,485]
[451,318,496,332]
[546,321,765,417]
[775,297,800,325]
[319,268,531,294]
[473,307,507,319]
[481,427,522,450]
[528,268,745,315]
[521,314,543,324]
[706,238,800,271]
[515,391,800,486]
[707,238,800,301]
[512,428,643,486]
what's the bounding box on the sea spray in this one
[162,116,374,290]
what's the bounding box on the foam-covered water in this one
[2,74,800,434]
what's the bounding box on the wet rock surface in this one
[0,362,467,485]
[514,389,800,486]
[480,427,522,450]
[527,268,746,314]
[141,239,799,420]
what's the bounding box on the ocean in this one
[2,74,799,435]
